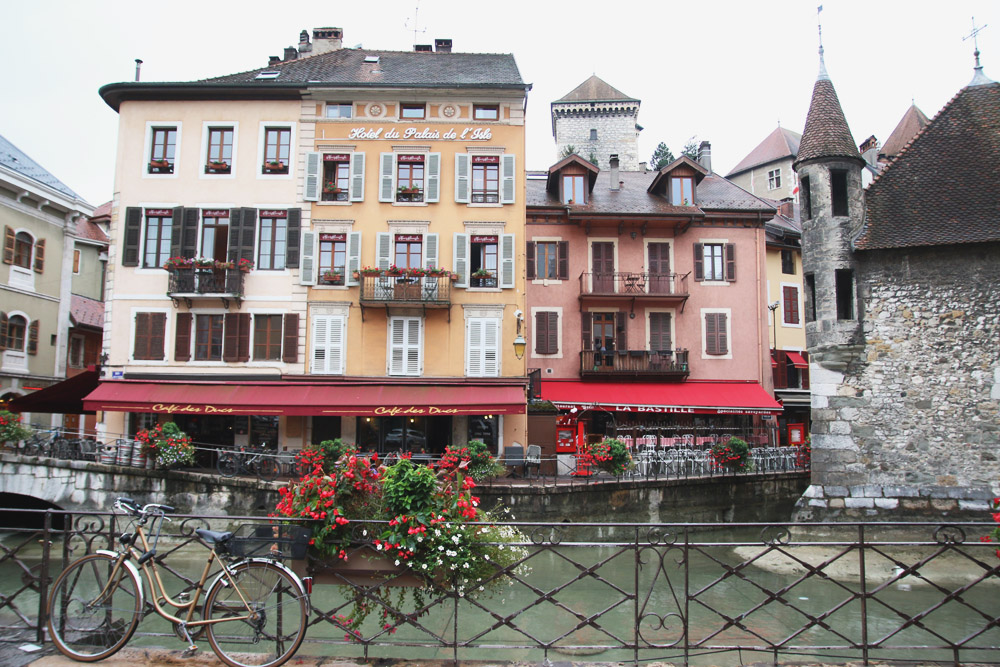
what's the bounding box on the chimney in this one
[639,161,647,172]
[434,38,453,53]
[312,27,343,55]
[298,30,312,54]
[778,200,794,218]
[268,55,281,67]
[414,44,433,52]
[134,59,143,82]
[697,140,712,172]
[609,155,620,191]
[283,46,298,62]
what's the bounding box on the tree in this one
[681,136,699,160]
[650,142,675,170]
[560,144,577,158]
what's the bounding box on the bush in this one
[586,437,632,476]
[709,437,754,472]
[439,440,505,481]
[135,422,195,467]
[0,410,32,446]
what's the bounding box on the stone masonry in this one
[552,102,641,171]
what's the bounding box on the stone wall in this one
[796,242,1000,520]
[552,102,640,170]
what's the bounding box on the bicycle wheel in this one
[218,453,239,477]
[256,457,279,482]
[203,561,307,667]
[47,553,142,661]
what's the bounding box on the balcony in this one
[167,268,245,308]
[580,272,689,310]
[580,348,690,380]
[358,274,452,320]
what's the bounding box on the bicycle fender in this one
[208,558,307,597]
[96,550,146,608]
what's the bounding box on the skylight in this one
[255,71,280,80]
[363,55,380,64]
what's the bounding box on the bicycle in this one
[46,497,309,667]
[217,446,280,481]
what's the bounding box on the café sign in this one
[348,127,493,141]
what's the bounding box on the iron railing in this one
[580,271,689,298]
[358,274,452,304]
[581,348,690,377]
[1,511,996,665]
[166,267,245,298]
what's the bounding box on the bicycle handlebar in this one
[115,496,175,519]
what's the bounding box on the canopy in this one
[8,368,100,415]
[541,380,782,415]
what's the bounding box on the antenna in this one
[963,16,988,69]
[816,5,829,80]
[404,0,427,47]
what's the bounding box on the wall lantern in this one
[513,309,526,359]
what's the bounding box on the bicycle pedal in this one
[181,645,199,658]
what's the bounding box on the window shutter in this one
[379,153,395,202]
[376,232,392,270]
[227,208,242,262]
[285,208,301,268]
[170,208,184,258]
[500,233,515,289]
[425,152,441,202]
[33,238,45,273]
[783,285,799,324]
[525,242,535,280]
[237,313,250,362]
[299,231,316,285]
[453,234,469,287]
[501,154,516,204]
[389,318,404,375]
[229,208,257,264]
[304,152,321,202]
[615,311,627,352]
[311,315,345,374]
[483,318,499,376]
[350,152,365,201]
[346,232,362,286]
[773,350,787,389]
[27,319,39,355]
[801,351,810,389]
[705,313,718,355]
[406,318,422,375]
[547,312,558,354]
[650,312,672,351]
[3,227,13,264]
[725,243,736,282]
[174,312,192,361]
[123,207,142,266]
[283,313,299,363]
[558,241,569,280]
[150,313,165,360]
[223,313,240,362]
[693,243,704,281]
[182,208,199,257]
[0,312,6,350]
[718,313,729,354]
[535,311,558,355]
[581,312,593,350]
[454,154,470,203]
[389,318,421,376]
[423,232,439,298]
[133,313,149,359]
[467,318,483,376]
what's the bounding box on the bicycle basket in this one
[228,523,311,560]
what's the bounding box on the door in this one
[592,313,616,368]
[591,242,614,293]
[648,243,671,294]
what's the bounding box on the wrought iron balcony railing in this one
[581,348,690,378]
[580,271,689,298]
[166,268,245,307]
[358,274,452,305]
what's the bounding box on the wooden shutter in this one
[705,313,728,355]
[223,313,240,362]
[800,351,810,389]
[693,243,704,281]
[425,153,441,202]
[349,152,366,201]
[304,152,321,201]
[379,153,395,202]
[174,312,192,361]
[772,350,788,389]
[33,239,45,273]
[283,313,299,363]
[122,207,142,266]
[169,206,184,260]
[346,232,362,286]
[725,243,736,281]
[525,242,535,280]
[650,312,672,351]
[453,233,468,287]
[467,318,483,376]
[27,319,39,355]
[783,285,800,324]
[285,208,301,268]
[0,312,6,350]
[299,231,316,285]
[717,313,728,354]
[237,313,250,362]
[3,227,13,264]
[228,208,257,264]
[389,317,421,376]
[423,233,439,298]
[558,241,569,280]
[376,232,391,270]
[182,208,199,257]
[615,311,627,352]
[465,317,499,377]
[483,318,499,376]
[581,312,593,350]
[134,312,165,360]
[536,311,558,354]
[500,233,515,289]
[501,154,516,204]
[454,154,470,203]
[134,312,149,359]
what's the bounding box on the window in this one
[589,128,598,141]
[143,209,173,268]
[133,312,165,360]
[325,103,353,119]
[253,314,283,361]
[780,249,795,274]
[396,155,424,202]
[470,235,498,286]
[705,312,728,355]
[562,175,585,204]
[471,156,499,203]
[73,249,81,274]
[782,285,800,325]
[534,311,558,355]
[800,176,812,220]
[205,127,233,173]
[473,105,499,121]
[257,212,287,270]
[466,317,499,377]
[400,103,425,119]
[695,243,735,282]
[670,177,694,205]
[836,268,854,320]
[591,312,617,366]
[319,233,347,281]
[148,127,176,173]
[393,234,423,270]
[5,314,26,351]
[13,231,32,269]
[703,244,724,281]
[195,314,224,360]
[831,169,849,216]
[388,316,422,376]
[69,335,85,368]
[322,154,350,201]
[200,210,230,263]
[262,127,290,173]
[535,242,558,279]
[311,314,346,374]
[805,273,816,322]
[768,168,781,190]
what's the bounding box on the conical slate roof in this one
[794,75,861,167]
[880,104,929,159]
[554,75,637,103]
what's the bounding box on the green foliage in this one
[681,135,699,160]
[561,144,577,158]
[309,438,353,472]
[440,440,505,481]
[709,437,754,472]
[650,142,675,170]
[381,457,438,516]
[586,437,632,476]
[135,421,195,467]
[588,152,598,166]
[0,410,32,445]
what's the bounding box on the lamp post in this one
[767,301,779,352]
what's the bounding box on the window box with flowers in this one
[148,159,173,174]
[205,160,231,174]
[237,258,254,273]
[359,267,382,277]
[135,422,196,469]
[322,182,348,202]
[321,269,345,285]
[162,257,194,271]
[470,268,497,288]
[263,160,288,174]
[396,185,423,203]
[193,257,217,269]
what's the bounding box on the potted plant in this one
[439,440,505,482]
[583,437,633,477]
[321,269,344,285]
[359,266,382,277]
[236,258,254,272]
[0,410,32,449]
[323,181,342,194]
[206,160,230,173]
[193,257,217,269]
[385,264,403,277]
[471,268,494,279]
[215,260,235,270]
[162,256,193,271]
[135,422,196,469]
[263,160,286,173]
[149,158,171,171]
[709,437,754,473]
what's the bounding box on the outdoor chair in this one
[525,445,541,478]
[504,444,524,477]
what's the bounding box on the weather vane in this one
[405,0,427,47]
[963,17,988,68]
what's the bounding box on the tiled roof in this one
[879,103,929,159]
[0,133,85,201]
[727,127,801,176]
[70,295,104,329]
[553,75,637,103]
[91,201,112,219]
[795,77,862,166]
[856,82,1000,250]
[75,218,109,244]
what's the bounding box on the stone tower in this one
[551,75,641,170]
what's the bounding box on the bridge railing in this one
[1,509,997,665]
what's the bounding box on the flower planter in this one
[290,546,425,588]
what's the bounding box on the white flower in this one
[446,550,457,557]
[434,529,441,537]
[438,545,445,551]
[463,562,469,569]
[452,535,460,544]
[362,529,368,536]
[417,536,423,542]
[376,543,383,550]
[451,564,457,570]
[479,586,485,591]
[421,564,427,570]
[484,554,490,561]
[395,560,400,566]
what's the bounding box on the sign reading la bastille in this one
[348,127,492,141]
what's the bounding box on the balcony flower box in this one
[206,161,230,173]
[321,270,345,285]
[263,161,287,174]
[162,257,193,271]
[148,159,173,174]
[236,258,254,272]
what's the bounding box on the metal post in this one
[36,511,52,644]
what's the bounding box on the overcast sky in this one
[2,0,996,206]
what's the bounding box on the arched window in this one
[5,315,27,351]
[13,232,33,269]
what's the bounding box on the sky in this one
[2,0,997,207]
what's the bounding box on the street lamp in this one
[767,301,780,351]
[513,310,526,359]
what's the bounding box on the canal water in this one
[3,524,997,665]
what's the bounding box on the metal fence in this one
[1,510,997,665]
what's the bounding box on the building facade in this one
[726,127,801,202]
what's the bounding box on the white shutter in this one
[454,153,470,203]
[423,233,439,299]
[311,316,328,374]
[388,318,405,375]
[467,318,483,376]
[328,315,345,374]
[304,152,321,201]
[346,232,362,286]
[501,154,516,204]
[300,231,317,285]
[311,315,345,374]
[500,233,515,289]
[406,317,422,375]
[466,317,499,377]
[376,232,392,270]
[389,317,422,376]
[350,152,365,201]
[379,153,395,202]
[425,153,441,202]
[454,233,469,287]
[483,317,499,376]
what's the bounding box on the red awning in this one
[83,380,525,417]
[785,351,809,369]
[8,368,101,415]
[540,380,782,415]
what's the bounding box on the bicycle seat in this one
[196,529,233,545]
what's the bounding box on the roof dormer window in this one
[562,175,586,205]
[670,176,694,206]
